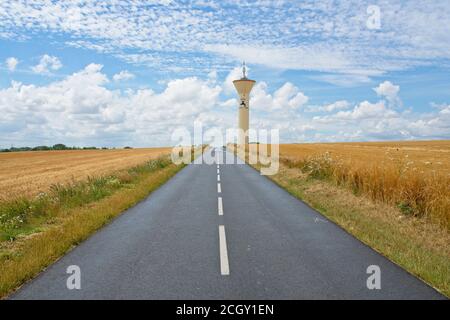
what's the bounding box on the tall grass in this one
[281,153,450,229]
[0,156,172,242]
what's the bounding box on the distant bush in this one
[32,146,51,151]
[0,144,108,153]
[52,144,67,150]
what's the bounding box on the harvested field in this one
[0,148,170,200]
[280,140,450,174]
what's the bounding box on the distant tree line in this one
[0,144,133,153]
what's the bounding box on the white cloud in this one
[274,83,309,110]
[31,54,62,74]
[337,101,394,120]
[312,74,372,87]
[5,57,18,71]
[0,63,312,146]
[207,70,217,83]
[223,66,245,94]
[374,81,399,98]
[313,100,351,113]
[1,1,450,82]
[219,98,237,108]
[0,64,222,146]
[440,105,450,115]
[374,81,401,107]
[314,101,395,123]
[252,82,308,111]
[205,44,353,74]
[113,70,135,82]
[308,96,450,142]
[0,62,448,146]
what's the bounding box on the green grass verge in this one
[0,156,185,298]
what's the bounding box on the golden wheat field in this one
[0,148,171,200]
[278,140,450,228]
[280,140,450,173]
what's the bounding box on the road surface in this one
[11,148,444,299]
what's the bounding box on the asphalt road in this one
[11,148,444,299]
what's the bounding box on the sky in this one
[0,0,450,148]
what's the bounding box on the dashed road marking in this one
[217,174,220,182]
[217,183,221,193]
[218,225,230,275]
[218,197,223,216]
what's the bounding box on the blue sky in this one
[0,0,449,147]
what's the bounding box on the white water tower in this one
[233,62,256,146]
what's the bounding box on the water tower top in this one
[242,61,247,79]
[233,62,256,99]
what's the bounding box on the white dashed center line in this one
[218,197,223,216]
[218,225,230,276]
[216,151,228,275]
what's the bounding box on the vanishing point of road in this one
[11,148,444,299]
